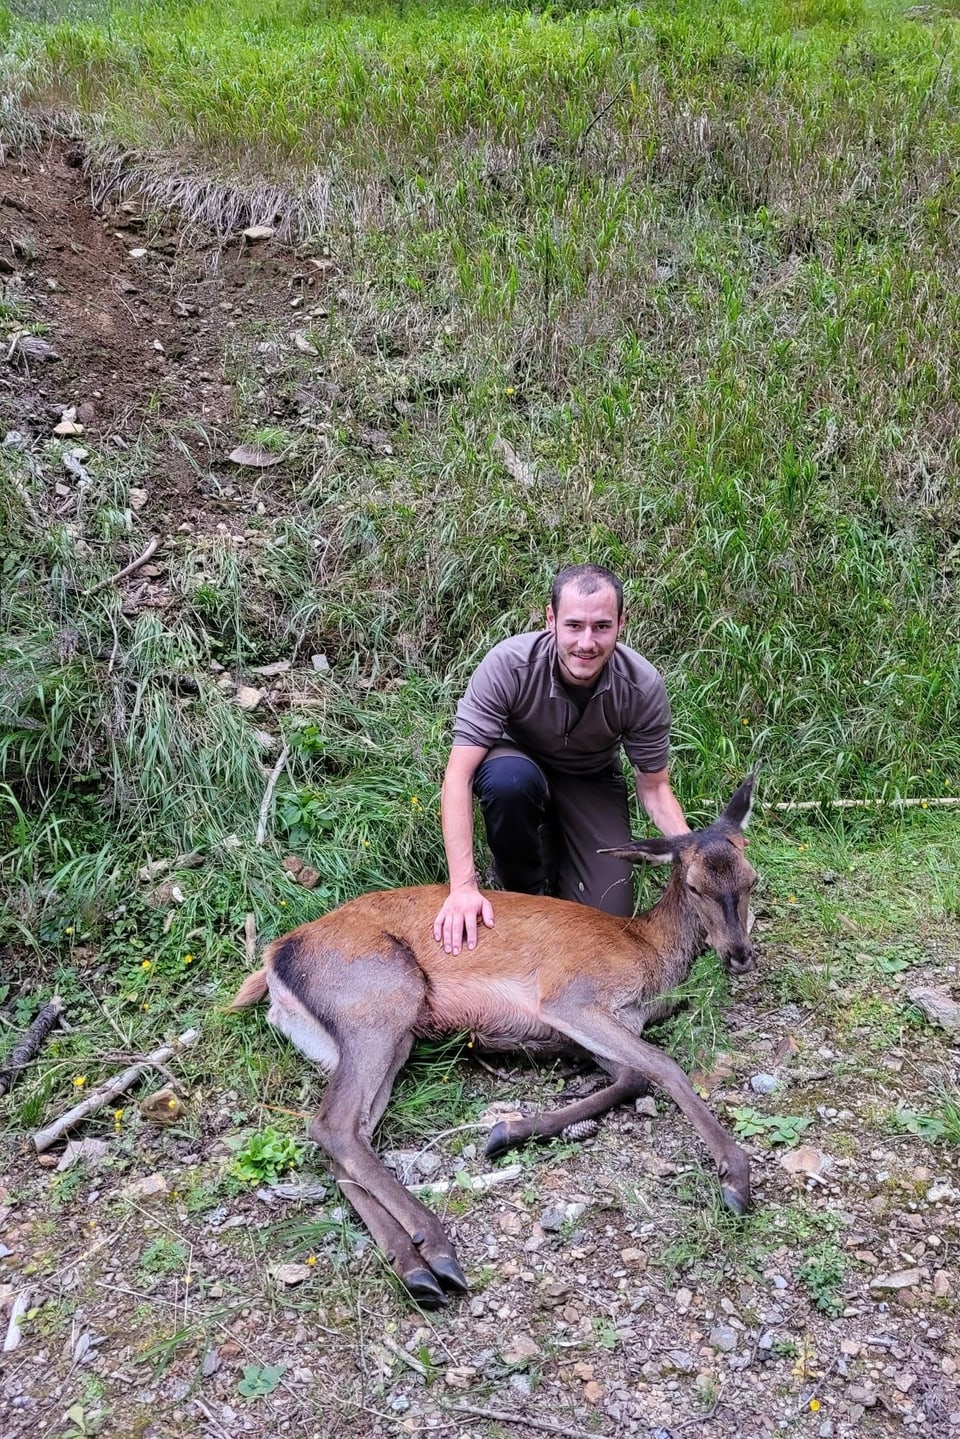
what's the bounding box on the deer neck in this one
[627,868,708,993]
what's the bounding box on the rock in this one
[635,1095,658,1118]
[122,1173,168,1199]
[779,1145,833,1180]
[895,1371,917,1393]
[926,1181,959,1204]
[242,225,276,241]
[292,331,319,356]
[57,1139,109,1172]
[227,444,283,468]
[908,986,960,1038]
[233,686,263,711]
[129,488,148,510]
[750,1072,778,1095]
[252,661,291,677]
[539,1207,566,1233]
[443,1365,476,1389]
[675,1287,693,1312]
[870,1269,922,1291]
[202,1349,221,1377]
[272,1263,313,1286]
[53,420,84,437]
[311,653,330,672]
[128,247,148,258]
[501,1334,540,1366]
[933,1270,951,1297]
[708,1325,738,1353]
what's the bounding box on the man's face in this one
[546,582,624,687]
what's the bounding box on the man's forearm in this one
[636,774,690,837]
[441,773,480,888]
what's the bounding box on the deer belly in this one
[424,975,562,1050]
[266,977,340,1071]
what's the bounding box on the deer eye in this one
[687,884,702,897]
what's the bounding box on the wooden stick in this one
[451,1404,603,1439]
[768,797,960,812]
[255,743,290,845]
[0,996,64,1097]
[85,535,161,596]
[244,912,257,966]
[31,1028,198,1152]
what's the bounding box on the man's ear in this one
[545,603,556,632]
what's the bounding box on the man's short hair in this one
[550,564,624,618]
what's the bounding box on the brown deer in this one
[229,773,759,1307]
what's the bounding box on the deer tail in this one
[226,967,269,1011]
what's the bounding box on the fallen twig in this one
[31,1028,198,1152]
[0,996,64,1097]
[244,912,257,966]
[85,534,161,596]
[256,742,291,845]
[768,796,960,812]
[451,1404,605,1439]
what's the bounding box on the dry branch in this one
[32,1028,198,1152]
[768,796,960,812]
[85,534,161,596]
[0,996,64,1097]
[451,1404,603,1439]
[2,1289,32,1353]
[244,912,258,966]
[256,742,291,845]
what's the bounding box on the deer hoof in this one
[720,1183,750,1217]
[430,1254,470,1293]
[404,1267,447,1308]
[484,1121,515,1160]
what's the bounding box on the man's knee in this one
[474,755,548,809]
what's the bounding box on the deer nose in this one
[725,944,756,976]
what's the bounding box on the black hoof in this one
[484,1122,515,1160]
[721,1184,750,1216]
[431,1255,470,1293]
[404,1267,447,1308]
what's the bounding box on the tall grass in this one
[1,0,960,952]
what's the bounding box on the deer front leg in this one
[539,1000,751,1214]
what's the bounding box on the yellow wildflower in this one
[73,1075,87,1088]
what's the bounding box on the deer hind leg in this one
[485,1063,650,1160]
[540,1000,751,1215]
[309,1027,469,1307]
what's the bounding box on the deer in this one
[228,772,759,1307]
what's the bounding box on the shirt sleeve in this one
[621,671,672,773]
[452,645,519,750]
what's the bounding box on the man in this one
[433,563,689,955]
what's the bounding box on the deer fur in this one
[229,773,759,1307]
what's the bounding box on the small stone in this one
[128,247,148,258]
[56,1138,109,1172]
[933,1270,951,1297]
[311,653,330,672]
[122,1173,168,1199]
[129,488,148,510]
[750,1073,778,1095]
[675,1287,693,1312]
[870,1269,922,1292]
[635,1095,658,1118]
[53,420,84,437]
[908,985,960,1038]
[708,1325,737,1353]
[501,1334,540,1366]
[926,1182,959,1204]
[539,1207,565,1233]
[895,1372,917,1393]
[233,686,263,710]
[242,225,275,241]
[273,1263,313,1286]
[444,1366,477,1389]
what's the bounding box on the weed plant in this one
[2,0,960,1145]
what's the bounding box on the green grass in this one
[2,0,960,1168]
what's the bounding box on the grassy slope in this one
[1,0,960,1094]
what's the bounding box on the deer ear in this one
[598,837,680,866]
[723,769,759,831]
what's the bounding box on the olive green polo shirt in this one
[452,631,671,776]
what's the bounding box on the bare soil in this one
[1,142,959,1439]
